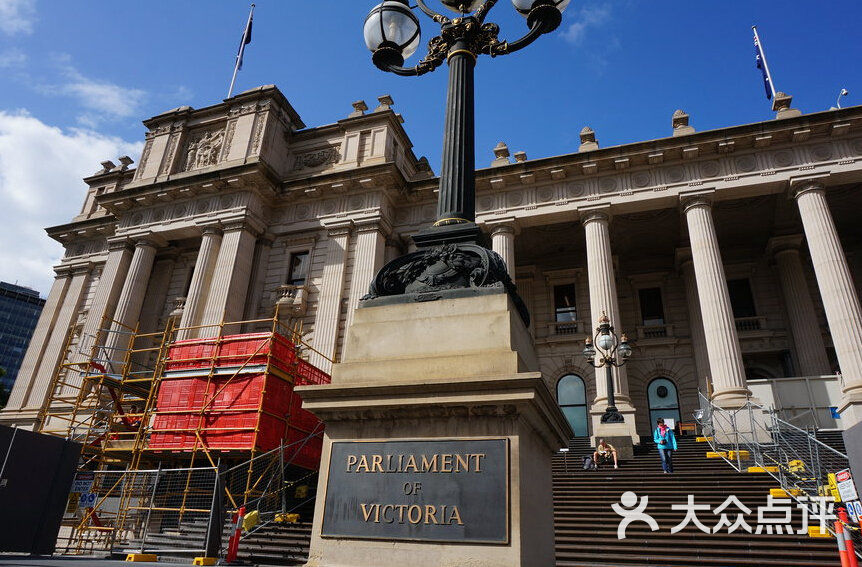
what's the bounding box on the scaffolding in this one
[37,310,331,555]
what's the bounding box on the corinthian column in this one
[345,221,386,331]
[178,225,222,338]
[792,181,862,426]
[582,209,636,433]
[310,222,352,372]
[682,195,749,407]
[102,238,159,368]
[489,220,518,275]
[199,222,258,331]
[74,238,134,361]
[769,235,831,376]
[676,248,711,387]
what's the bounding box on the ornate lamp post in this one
[361,0,569,322]
[582,312,632,424]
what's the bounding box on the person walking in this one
[653,418,677,473]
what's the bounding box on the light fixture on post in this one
[583,312,632,424]
[361,0,569,324]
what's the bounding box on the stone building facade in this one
[3,85,862,439]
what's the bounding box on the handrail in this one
[695,391,856,553]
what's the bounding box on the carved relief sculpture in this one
[184,127,227,171]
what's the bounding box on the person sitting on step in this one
[593,439,619,469]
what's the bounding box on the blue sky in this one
[0,0,859,294]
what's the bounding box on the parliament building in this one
[3,85,862,441]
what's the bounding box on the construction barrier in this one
[838,507,860,567]
[225,506,246,564]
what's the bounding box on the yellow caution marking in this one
[808,526,833,537]
[706,451,727,458]
[696,436,713,442]
[125,554,157,562]
[193,558,217,566]
[748,466,779,473]
[728,450,750,460]
[770,488,804,497]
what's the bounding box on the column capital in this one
[789,177,828,200]
[486,217,520,236]
[354,217,391,236]
[221,220,259,236]
[767,234,804,258]
[257,232,276,246]
[680,190,715,213]
[70,262,95,276]
[580,208,610,226]
[134,234,165,249]
[197,222,223,237]
[323,219,354,237]
[107,237,134,253]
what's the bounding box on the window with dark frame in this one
[286,251,310,286]
[638,287,665,326]
[727,278,757,318]
[553,283,578,334]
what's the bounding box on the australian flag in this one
[754,32,772,100]
[236,9,254,71]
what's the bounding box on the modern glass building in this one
[0,282,45,392]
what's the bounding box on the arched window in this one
[557,374,589,437]
[647,377,681,427]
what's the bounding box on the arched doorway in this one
[557,374,589,437]
[647,377,681,427]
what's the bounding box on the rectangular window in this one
[553,284,577,323]
[638,287,665,326]
[286,251,310,286]
[727,279,757,318]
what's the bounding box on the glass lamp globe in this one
[363,0,422,60]
[440,0,486,13]
[512,0,571,16]
[597,333,614,351]
[618,341,632,359]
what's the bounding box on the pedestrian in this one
[653,418,677,473]
[593,439,619,469]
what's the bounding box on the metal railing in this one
[694,392,859,554]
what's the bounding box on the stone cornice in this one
[98,162,279,214]
[47,217,117,244]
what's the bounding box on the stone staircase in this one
[120,435,845,566]
[553,436,841,567]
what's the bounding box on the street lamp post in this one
[361,0,570,322]
[582,312,633,424]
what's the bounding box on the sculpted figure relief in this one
[185,128,226,171]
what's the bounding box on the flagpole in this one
[752,25,777,100]
[228,4,255,99]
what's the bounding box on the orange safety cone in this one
[837,518,852,567]
[838,507,860,567]
[225,506,246,564]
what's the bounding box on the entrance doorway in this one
[647,377,681,426]
[557,374,589,437]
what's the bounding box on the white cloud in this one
[61,68,147,124]
[0,48,27,68]
[0,110,142,294]
[0,0,36,36]
[561,4,611,44]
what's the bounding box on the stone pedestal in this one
[297,290,571,567]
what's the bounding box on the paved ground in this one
[0,557,159,567]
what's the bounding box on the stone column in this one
[384,236,401,265]
[178,226,222,338]
[489,220,518,275]
[682,195,750,407]
[792,181,862,425]
[243,233,275,321]
[102,238,159,368]
[676,248,711,390]
[3,268,75,414]
[345,221,386,331]
[310,222,352,372]
[199,222,258,332]
[582,210,632,405]
[6,265,91,424]
[769,235,831,376]
[74,239,134,361]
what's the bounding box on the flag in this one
[754,32,772,100]
[236,8,254,71]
